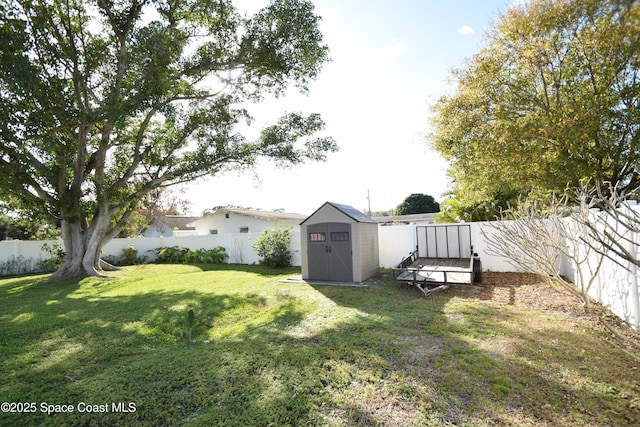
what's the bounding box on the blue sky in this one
[185,0,513,216]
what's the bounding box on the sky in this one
[184,0,513,216]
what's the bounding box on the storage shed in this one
[300,202,379,282]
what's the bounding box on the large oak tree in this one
[431,0,640,221]
[0,0,337,277]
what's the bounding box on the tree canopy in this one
[0,0,337,276]
[430,0,640,221]
[395,193,440,215]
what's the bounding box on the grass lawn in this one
[1,264,639,426]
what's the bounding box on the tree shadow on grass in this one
[1,270,639,426]
[308,274,640,426]
[163,262,301,278]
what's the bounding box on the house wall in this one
[143,226,161,238]
[191,212,300,236]
[143,221,173,237]
[143,225,198,238]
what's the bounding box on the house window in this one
[309,232,326,242]
[331,232,350,242]
[209,229,218,235]
[239,227,249,233]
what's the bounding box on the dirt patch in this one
[446,271,640,354]
[479,272,583,313]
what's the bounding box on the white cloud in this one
[458,25,475,36]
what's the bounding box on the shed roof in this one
[300,202,377,225]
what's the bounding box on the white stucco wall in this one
[190,212,301,236]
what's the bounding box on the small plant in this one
[0,256,34,276]
[118,245,139,265]
[40,242,65,270]
[253,227,293,268]
[154,246,189,263]
[200,247,227,264]
[180,309,196,342]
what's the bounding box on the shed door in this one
[307,223,353,281]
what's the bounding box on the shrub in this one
[253,227,293,268]
[119,245,139,265]
[40,242,65,270]
[0,256,34,276]
[153,246,227,264]
[154,246,189,263]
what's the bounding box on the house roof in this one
[373,212,438,224]
[224,208,307,221]
[154,215,200,230]
[190,208,306,225]
[300,202,377,225]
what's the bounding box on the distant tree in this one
[430,0,640,220]
[118,187,191,237]
[0,202,60,240]
[396,194,440,215]
[370,209,394,217]
[201,205,255,216]
[0,0,336,277]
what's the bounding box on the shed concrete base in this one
[280,276,370,287]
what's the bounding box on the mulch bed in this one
[447,271,640,354]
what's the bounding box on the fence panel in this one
[378,224,416,268]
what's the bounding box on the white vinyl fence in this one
[379,219,639,330]
[0,230,302,276]
[1,217,638,329]
[101,230,303,266]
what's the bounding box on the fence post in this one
[627,203,640,330]
[631,249,639,330]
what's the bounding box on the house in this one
[373,212,437,226]
[300,202,379,283]
[188,208,307,236]
[143,215,200,237]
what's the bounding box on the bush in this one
[153,246,227,264]
[119,245,139,265]
[0,256,35,276]
[253,228,293,268]
[40,242,65,270]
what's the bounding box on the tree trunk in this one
[51,217,114,278]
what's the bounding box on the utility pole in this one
[367,189,372,217]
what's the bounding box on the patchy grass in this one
[0,266,638,426]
